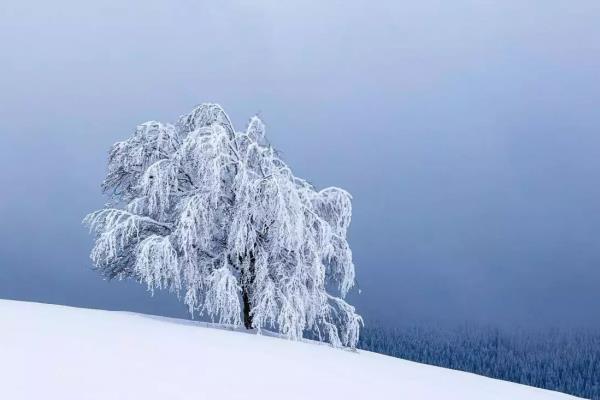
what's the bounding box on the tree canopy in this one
[85,103,361,347]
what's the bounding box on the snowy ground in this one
[1,299,582,399]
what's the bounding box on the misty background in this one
[1,0,599,329]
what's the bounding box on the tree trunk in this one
[241,252,256,330]
[242,287,253,329]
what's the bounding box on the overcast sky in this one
[1,0,599,328]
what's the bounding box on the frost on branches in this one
[85,104,362,347]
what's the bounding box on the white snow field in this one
[1,300,581,400]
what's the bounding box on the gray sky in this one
[1,0,599,328]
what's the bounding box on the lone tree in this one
[85,104,361,347]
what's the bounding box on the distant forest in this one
[358,323,600,399]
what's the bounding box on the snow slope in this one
[1,300,581,400]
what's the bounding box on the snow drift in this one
[1,300,581,399]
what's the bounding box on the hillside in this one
[1,300,582,399]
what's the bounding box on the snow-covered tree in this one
[85,103,362,347]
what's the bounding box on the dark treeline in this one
[358,323,600,399]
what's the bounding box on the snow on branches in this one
[85,103,362,347]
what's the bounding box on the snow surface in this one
[1,299,581,400]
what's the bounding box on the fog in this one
[1,0,599,328]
